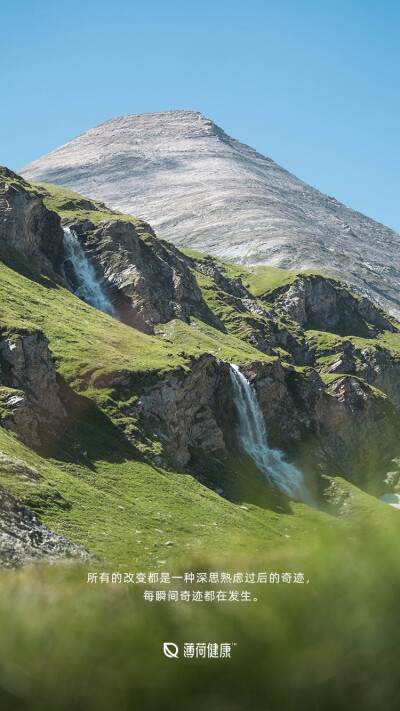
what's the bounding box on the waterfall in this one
[229,364,308,501]
[62,227,115,316]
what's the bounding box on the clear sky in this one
[1,0,399,231]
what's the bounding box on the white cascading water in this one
[229,364,308,502]
[62,227,115,315]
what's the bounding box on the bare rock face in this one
[0,330,65,447]
[20,110,400,318]
[66,218,221,333]
[0,166,64,275]
[242,361,398,489]
[116,352,397,493]
[303,337,400,409]
[0,483,89,568]
[272,275,395,337]
[0,388,41,448]
[134,354,225,466]
[314,376,397,488]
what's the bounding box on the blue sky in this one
[1,0,399,231]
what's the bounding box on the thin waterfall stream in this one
[62,227,115,315]
[229,364,309,502]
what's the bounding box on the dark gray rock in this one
[0,166,64,275]
[0,484,90,568]
[0,330,65,448]
[64,217,222,333]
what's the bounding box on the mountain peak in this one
[77,109,225,144]
[21,111,400,318]
[104,108,208,122]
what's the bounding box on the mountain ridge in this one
[20,110,400,319]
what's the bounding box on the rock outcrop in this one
[65,217,222,333]
[110,352,398,494]
[0,483,89,568]
[271,275,395,337]
[0,166,64,276]
[245,362,397,489]
[0,330,65,448]
[126,354,225,467]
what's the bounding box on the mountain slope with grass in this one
[1,166,400,570]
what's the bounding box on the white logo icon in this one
[163,642,179,658]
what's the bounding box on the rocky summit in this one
[21,110,400,318]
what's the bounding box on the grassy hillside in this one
[0,223,335,568]
[2,171,400,711]
[1,171,400,569]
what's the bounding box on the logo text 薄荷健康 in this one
[163,642,236,659]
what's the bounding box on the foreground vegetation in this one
[1,516,399,711]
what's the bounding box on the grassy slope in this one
[34,180,147,228]
[183,248,334,299]
[0,234,334,568]
[307,328,400,371]
[182,249,298,294]
[154,318,275,365]
[185,248,400,374]
[2,174,400,710]
[0,423,333,568]
[1,174,398,570]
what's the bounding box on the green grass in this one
[186,264,291,358]
[2,171,400,709]
[0,238,188,388]
[154,318,274,365]
[0,166,151,231]
[0,236,277,393]
[32,180,149,228]
[0,417,334,569]
[182,249,300,298]
[1,514,400,711]
[241,264,299,297]
[377,331,400,359]
[306,329,400,376]
[0,166,38,198]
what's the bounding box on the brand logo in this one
[163,642,237,658]
[163,642,179,658]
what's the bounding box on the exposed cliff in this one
[66,217,222,333]
[0,329,66,448]
[184,253,400,408]
[119,352,397,498]
[271,275,395,337]
[0,166,64,277]
[0,167,222,336]
[0,331,65,422]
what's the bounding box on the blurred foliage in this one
[1,517,400,711]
